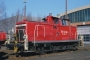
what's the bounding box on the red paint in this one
[16,15,77,43]
[0,31,6,41]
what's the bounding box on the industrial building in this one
[59,5,90,44]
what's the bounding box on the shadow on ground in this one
[19,52,38,57]
[16,50,69,57]
[0,52,9,60]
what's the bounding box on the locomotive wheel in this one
[20,52,24,57]
[38,47,45,55]
[41,48,46,54]
[51,46,57,53]
[72,46,77,51]
[16,53,19,57]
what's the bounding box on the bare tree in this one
[9,13,16,32]
[15,9,24,22]
[16,9,20,22]
[0,0,8,32]
[27,13,32,21]
[2,13,8,32]
[11,13,16,27]
[37,14,42,22]
[0,0,6,20]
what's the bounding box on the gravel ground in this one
[0,45,90,60]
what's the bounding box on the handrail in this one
[34,25,45,46]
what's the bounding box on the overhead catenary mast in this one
[23,0,27,19]
[65,0,68,19]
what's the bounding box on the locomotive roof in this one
[51,16,70,21]
[42,16,59,21]
[51,16,59,19]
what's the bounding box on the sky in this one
[1,0,90,17]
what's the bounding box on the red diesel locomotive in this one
[0,31,6,48]
[14,14,79,56]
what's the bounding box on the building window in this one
[60,8,90,23]
[84,34,90,42]
[85,9,88,21]
[80,10,83,22]
[78,11,80,22]
[88,8,90,21]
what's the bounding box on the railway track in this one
[0,46,90,60]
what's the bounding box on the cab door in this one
[16,26,26,42]
[53,18,61,40]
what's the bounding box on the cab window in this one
[62,19,68,26]
[54,18,59,24]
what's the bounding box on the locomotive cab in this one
[43,15,70,26]
[43,15,61,24]
[52,17,60,24]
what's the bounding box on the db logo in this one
[61,30,68,35]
